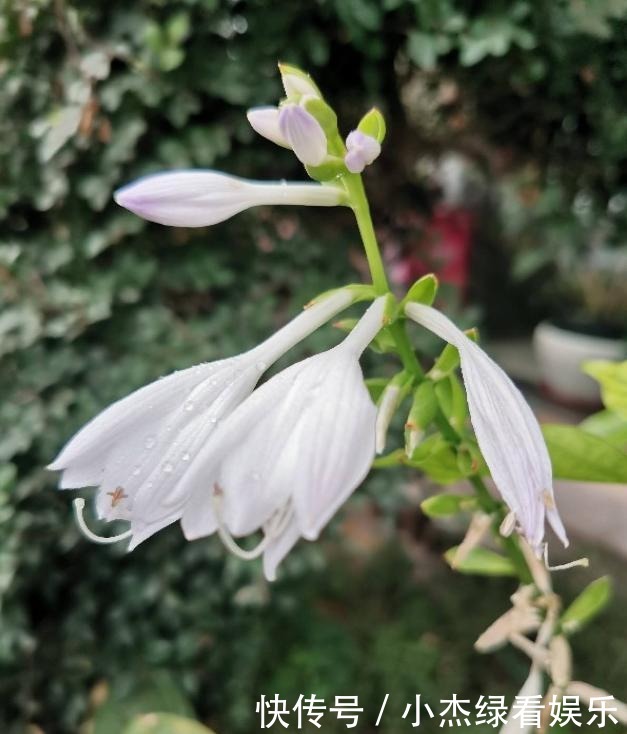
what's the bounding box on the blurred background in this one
[1,1,626,732]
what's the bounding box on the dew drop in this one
[184,401,195,412]
[144,435,156,449]
[210,417,218,424]
[163,462,174,474]
[182,452,191,462]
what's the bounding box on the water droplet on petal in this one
[210,417,218,424]
[163,462,174,474]
[184,401,195,412]
[144,435,156,449]
[132,466,141,476]
[182,452,191,462]
[256,361,267,372]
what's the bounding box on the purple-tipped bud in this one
[114,170,344,227]
[278,104,327,166]
[344,130,381,174]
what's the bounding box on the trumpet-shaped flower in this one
[246,107,290,148]
[405,302,568,553]
[278,104,328,166]
[178,297,387,580]
[49,290,354,549]
[114,170,343,227]
[344,130,381,174]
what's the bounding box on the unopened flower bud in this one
[114,170,343,227]
[278,63,322,99]
[344,130,381,173]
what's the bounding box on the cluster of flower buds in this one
[51,63,569,582]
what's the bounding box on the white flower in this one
[246,106,290,148]
[344,130,381,173]
[178,297,387,581]
[405,302,568,553]
[49,289,354,549]
[278,104,328,166]
[114,170,343,227]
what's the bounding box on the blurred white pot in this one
[533,321,625,406]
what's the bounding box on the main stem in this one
[346,171,531,585]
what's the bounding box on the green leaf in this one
[583,360,627,417]
[444,546,517,577]
[543,424,627,483]
[124,714,216,734]
[561,577,613,635]
[428,328,477,381]
[409,434,465,484]
[407,31,440,70]
[580,409,627,450]
[421,493,474,517]
[401,274,439,309]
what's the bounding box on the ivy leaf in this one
[543,424,627,483]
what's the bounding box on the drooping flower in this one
[344,130,381,174]
[405,302,568,553]
[178,297,387,580]
[49,289,355,549]
[278,103,328,166]
[114,170,343,227]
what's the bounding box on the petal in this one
[49,361,219,472]
[246,107,290,148]
[292,356,376,540]
[344,149,366,174]
[262,518,301,582]
[278,105,327,166]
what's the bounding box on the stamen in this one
[210,487,292,561]
[543,543,589,572]
[73,498,132,545]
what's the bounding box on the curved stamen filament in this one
[73,498,132,545]
[211,489,293,561]
[543,543,589,572]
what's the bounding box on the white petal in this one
[114,170,343,227]
[278,105,327,166]
[246,107,290,148]
[49,361,218,472]
[405,302,568,550]
[263,518,301,581]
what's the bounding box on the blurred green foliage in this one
[2,0,627,731]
